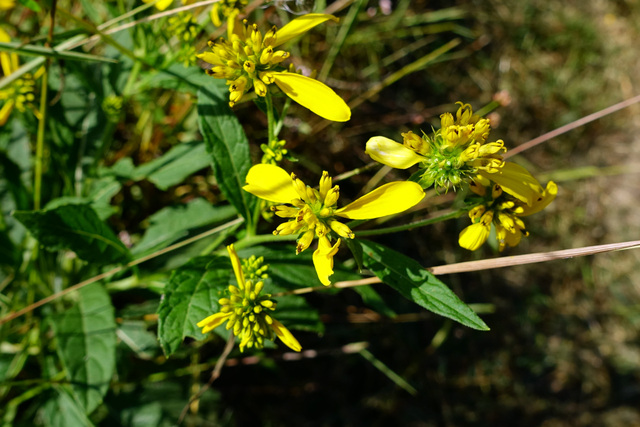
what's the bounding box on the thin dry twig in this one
[505,94,640,159]
[178,334,236,424]
[274,240,640,296]
[0,218,243,326]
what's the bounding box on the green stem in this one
[354,210,464,237]
[233,233,297,251]
[33,68,48,211]
[265,91,276,143]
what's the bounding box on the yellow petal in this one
[243,164,298,204]
[271,72,350,122]
[458,222,491,251]
[479,162,543,206]
[270,318,302,352]
[0,100,15,127]
[335,182,424,220]
[0,0,16,11]
[143,0,172,10]
[273,14,339,47]
[312,236,340,286]
[518,181,558,216]
[197,312,232,334]
[0,28,14,77]
[227,244,245,286]
[365,136,425,169]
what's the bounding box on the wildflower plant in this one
[197,14,351,121]
[5,1,618,424]
[197,245,301,352]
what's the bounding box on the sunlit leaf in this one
[359,240,490,330]
[197,83,256,226]
[157,257,230,356]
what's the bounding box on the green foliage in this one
[133,199,236,255]
[50,283,116,414]
[157,257,230,356]
[197,84,256,226]
[13,203,131,265]
[359,239,489,331]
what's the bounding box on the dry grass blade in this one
[428,240,640,275]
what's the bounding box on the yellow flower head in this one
[197,14,351,121]
[209,0,248,27]
[0,28,42,126]
[261,139,288,165]
[458,174,557,251]
[365,102,505,190]
[143,0,173,11]
[197,245,301,352]
[166,12,200,66]
[243,164,425,285]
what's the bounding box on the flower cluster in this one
[197,245,301,352]
[366,102,506,190]
[198,14,350,121]
[210,0,248,27]
[0,28,42,126]
[459,172,557,251]
[243,164,425,285]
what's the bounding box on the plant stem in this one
[354,210,464,237]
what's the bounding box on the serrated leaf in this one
[132,199,237,256]
[50,283,116,414]
[197,84,256,226]
[157,257,230,356]
[41,386,95,427]
[134,141,211,190]
[13,204,130,265]
[359,240,490,331]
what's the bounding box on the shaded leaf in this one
[142,64,214,93]
[41,386,95,427]
[359,239,489,330]
[132,199,237,255]
[14,203,130,264]
[157,257,230,356]
[197,84,256,226]
[50,283,117,413]
[134,141,210,190]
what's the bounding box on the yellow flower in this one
[209,0,248,27]
[143,0,173,11]
[365,102,505,190]
[0,28,42,126]
[458,175,557,251]
[0,0,15,10]
[197,244,302,352]
[197,14,351,122]
[243,164,425,285]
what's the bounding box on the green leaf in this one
[13,203,130,265]
[134,141,211,190]
[352,286,397,317]
[157,257,230,356]
[197,84,256,226]
[142,64,214,94]
[132,199,237,256]
[359,240,490,330]
[50,283,117,414]
[41,386,95,427]
[0,42,118,63]
[17,0,42,12]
